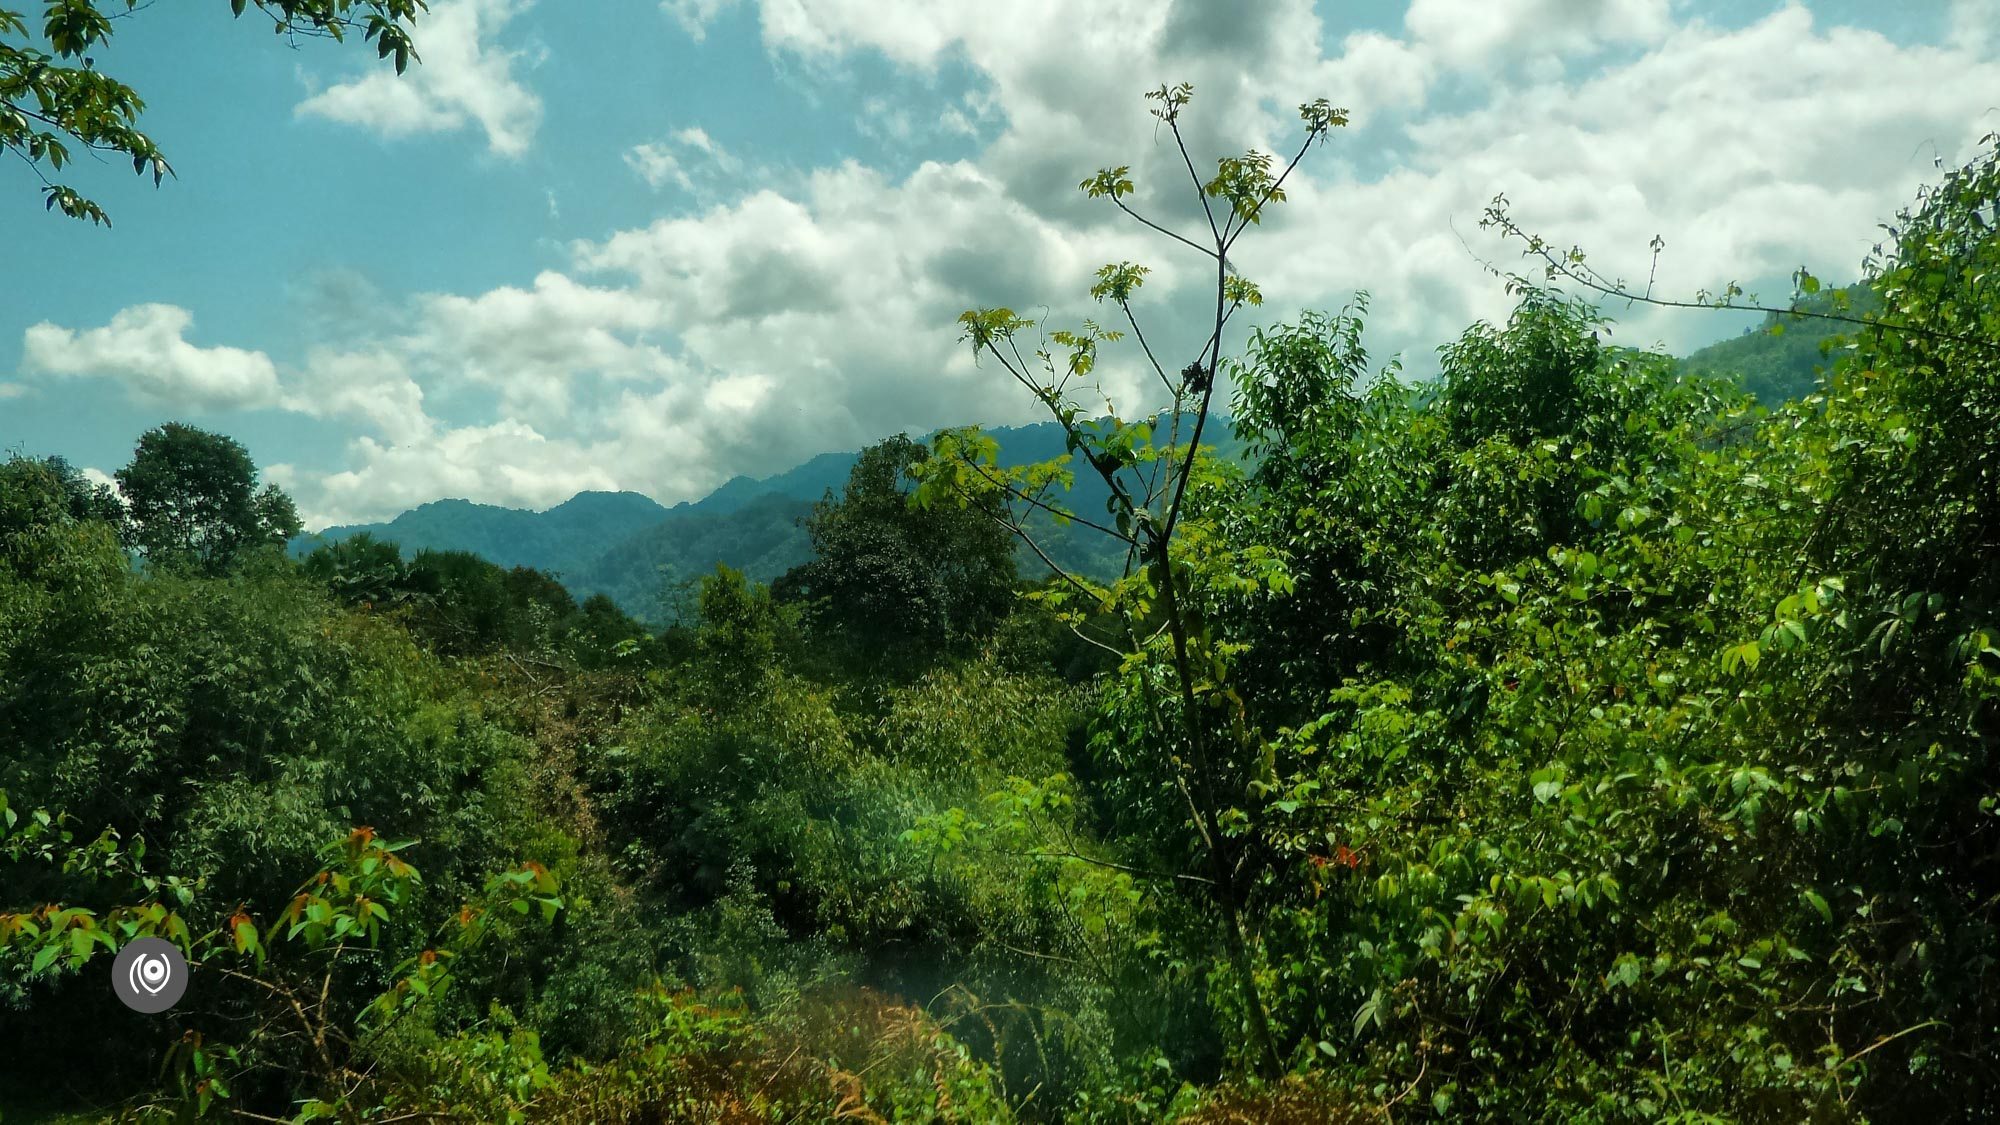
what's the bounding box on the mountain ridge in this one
[295,314,1848,620]
[291,420,1129,621]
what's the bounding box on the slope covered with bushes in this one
[3,105,1997,1125]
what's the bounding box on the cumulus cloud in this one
[21,305,283,411]
[301,421,621,526]
[633,0,1998,368]
[16,309,430,452]
[51,0,2000,529]
[1402,0,1673,72]
[295,0,543,157]
[283,368,835,528]
[1259,5,2000,359]
[411,271,675,419]
[285,349,433,447]
[573,155,1172,436]
[626,126,748,200]
[662,0,740,42]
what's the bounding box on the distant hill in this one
[300,295,1861,623]
[564,492,819,619]
[292,490,674,580]
[696,449,863,515]
[293,419,1237,622]
[1680,282,1883,404]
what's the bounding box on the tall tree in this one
[37,454,124,527]
[114,423,300,575]
[922,83,1346,1076]
[776,434,1017,668]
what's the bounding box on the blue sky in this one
[2,0,1993,528]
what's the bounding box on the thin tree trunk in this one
[1154,540,1286,1077]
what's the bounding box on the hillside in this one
[1679,281,1883,403]
[565,491,819,619]
[292,489,673,579]
[298,419,1243,621]
[293,307,1865,624]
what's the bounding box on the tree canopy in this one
[114,422,301,575]
[775,433,1018,670]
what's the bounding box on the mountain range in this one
[296,308,1862,621]
[291,420,1166,621]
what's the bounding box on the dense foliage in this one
[4,91,1998,1125]
[774,434,1019,671]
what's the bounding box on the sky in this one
[2,0,1995,530]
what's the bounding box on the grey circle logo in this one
[110,937,187,1013]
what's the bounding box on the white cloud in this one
[1402,0,1673,71]
[59,0,2000,530]
[1257,6,2000,360]
[626,126,748,200]
[286,369,825,528]
[1950,0,1998,53]
[662,0,740,42]
[625,143,684,190]
[79,467,122,499]
[0,382,27,400]
[286,348,433,447]
[17,310,431,448]
[21,305,283,411]
[303,420,620,526]
[295,0,543,158]
[412,271,674,419]
[574,155,1170,430]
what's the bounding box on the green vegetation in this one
[1679,283,1885,404]
[5,88,2000,1123]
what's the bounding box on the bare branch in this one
[1473,205,2000,359]
[947,447,1135,544]
[1119,299,1180,399]
[1111,196,1218,259]
[1169,120,1224,245]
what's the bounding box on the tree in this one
[573,592,649,667]
[302,530,414,607]
[919,83,1346,1077]
[0,453,127,590]
[690,563,790,700]
[3,0,425,225]
[36,454,125,526]
[114,422,301,575]
[775,434,1017,669]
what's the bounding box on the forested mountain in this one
[301,420,1243,620]
[294,490,674,579]
[1678,282,1884,403]
[565,491,818,616]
